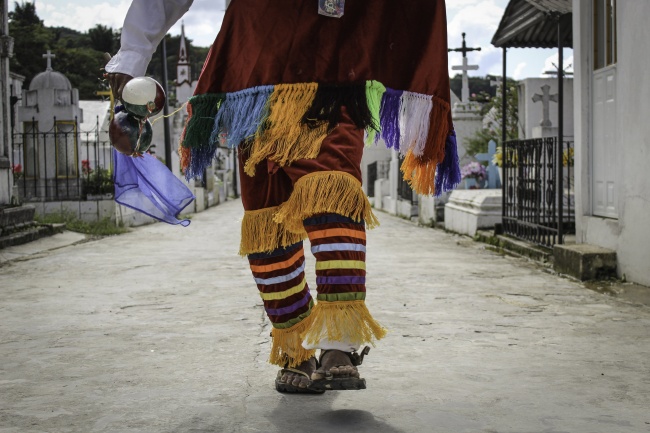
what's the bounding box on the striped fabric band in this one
[316,276,366,285]
[304,213,367,306]
[259,278,307,301]
[253,261,305,285]
[303,214,363,226]
[308,228,366,241]
[265,292,311,316]
[247,241,302,260]
[249,249,303,273]
[311,243,366,254]
[316,260,366,271]
[248,243,313,331]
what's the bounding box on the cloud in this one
[169,0,227,47]
[447,0,507,77]
[513,62,527,80]
[39,1,132,33]
[35,0,226,47]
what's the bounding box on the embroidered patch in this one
[318,0,345,18]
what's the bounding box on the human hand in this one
[103,53,133,101]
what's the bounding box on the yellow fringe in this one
[301,300,387,348]
[269,315,316,367]
[243,83,329,176]
[239,206,307,256]
[274,171,379,234]
[401,150,438,196]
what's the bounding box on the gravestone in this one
[475,140,500,188]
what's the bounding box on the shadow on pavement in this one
[267,394,405,433]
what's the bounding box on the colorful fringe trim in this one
[180,81,458,195]
[211,85,274,149]
[180,93,224,179]
[243,83,329,176]
[274,171,379,235]
[239,206,307,255]
[301,300,387,348]
[269,313,316,367]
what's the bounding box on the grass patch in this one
[35,212,129,236]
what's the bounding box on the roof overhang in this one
[491,0,572,49]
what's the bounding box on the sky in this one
[23,0,572,80]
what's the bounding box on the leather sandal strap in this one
[319,346,370,367]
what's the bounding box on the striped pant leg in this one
[301,214,386,351]
[247,241,315,367]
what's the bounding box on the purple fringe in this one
[210,85,274,149]
[185,146,218,180]
[434,131,461,196]
[377,88,402,150]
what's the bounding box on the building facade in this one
[573,0,650,285]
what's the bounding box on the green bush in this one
[82,167,114,196]
[35,212,128,236]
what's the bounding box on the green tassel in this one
[181,93,225,150]
[365,80,386,145]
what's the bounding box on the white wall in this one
[574,0,650,286]
[518,77,574,139]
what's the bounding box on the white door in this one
[591,0,618,218]
[592,66,618,218]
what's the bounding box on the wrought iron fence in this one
[502,137,575,247]
[11,117,114,201]
[366,160,390,198]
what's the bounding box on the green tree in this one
[8,1,40,25]
[466,82,520,157]
[9,2,54,87]
[52,47,106,99]
[88,24,115,54]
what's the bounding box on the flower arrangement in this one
[81,160,93,176]
[11,164,23,182]
[492,147,503,167]
[461,161,487,180]
[563,148,574,167]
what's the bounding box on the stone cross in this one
[449,33,481,103]
[490,77,503,94]
[475,140,500,189]
[532,84,558,127]
[43,50,56,71]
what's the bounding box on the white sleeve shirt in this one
[105,0,194,77]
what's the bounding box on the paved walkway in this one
[1,199,649,433]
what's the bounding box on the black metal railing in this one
[502,137,574,247]
[397,157,413,203]
[367,161,377,197]
[11,117,114,201]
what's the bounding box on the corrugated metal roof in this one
[491,0,572,49]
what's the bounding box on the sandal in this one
[309,346,370,391]
[275,359,325,394]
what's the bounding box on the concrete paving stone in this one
[0,199,649,433]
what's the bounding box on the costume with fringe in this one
[180,0,457,366]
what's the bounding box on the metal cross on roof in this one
[449,32,482,58]
[43,50,56,71]
[449,33,482,103]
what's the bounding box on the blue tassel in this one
[434,131,461,196]
[186,146,219,181]
[377,88,402,150]
[210,85,273,149]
